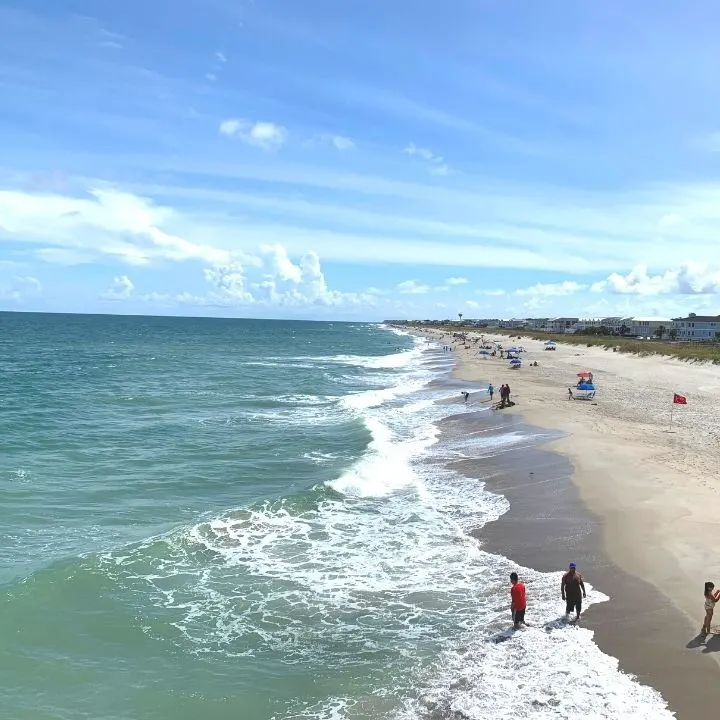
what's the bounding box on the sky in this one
[1,0,720,321]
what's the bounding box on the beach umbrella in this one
[510,358,522,365]
[477,350,491,356]
[576,370,592,377]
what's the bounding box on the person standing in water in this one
[561,562,586,621]
[510,572,527,630]
[702,582,720,635]
[488,384,494,403]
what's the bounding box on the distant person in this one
[561,562,586,621]
[568,387,574,400]
[505,384,511,404]
[461,391,469,403]
[510,572,527,630]
[702,581,720,635]
[488,384,494,403]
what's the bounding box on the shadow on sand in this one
[686,632,720,653]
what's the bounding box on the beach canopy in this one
[507,347,521,353]
[544,340,557,345]
[577,382,595,391]
[576,370,592,377]
[510,358,522,364]
[477,350,491,356]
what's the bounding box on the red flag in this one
[673,393,687,405]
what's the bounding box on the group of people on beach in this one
[510,562,587,630]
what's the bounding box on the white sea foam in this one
[100,338,672,719]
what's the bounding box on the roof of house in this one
[673,315,720,322]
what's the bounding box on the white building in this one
[628,317,673,338]
[547,317,579,333]
[498,318,528,329]
[673,315,720,341]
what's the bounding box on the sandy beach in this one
[417,327,720,717]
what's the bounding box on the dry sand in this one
[422,329,720,641]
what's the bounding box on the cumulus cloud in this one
[219,119,287,150]
[446,276,469,285]
[204,262,254,302]
[202,245,373,308]
[403,142,449,175]
[477,288,507,297]
[396,279,432,295]
[103,275,134,299]
[591,262,720,295]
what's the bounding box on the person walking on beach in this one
[702,582,720,634]
[488,384,494,403]
[510,572,527,630]
[561,562,586,621]
[505,384,511,404]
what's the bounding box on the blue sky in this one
[1,0,720,320]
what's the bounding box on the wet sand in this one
[435,376,720,719]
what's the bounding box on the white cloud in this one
[330,135,355,151]
[219,119,287,150]
[103,275,134,299]
[36,248,95,265]
[200,245,373,309]
[465,300,480,309]
[403,142,449,174]
[0,187,230,267]
[205,73,217,82]
[215,51,227,63]
[477,288,507,296]
[204,262,254,302]
[591,262,720,295]
[446,276,469,285]
[0,275,42,302]
[260,243,303,283]
[515,280,587,296]
[396,279,432,295]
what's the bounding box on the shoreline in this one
[417,329,720,719]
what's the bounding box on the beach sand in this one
[423,329,720,718]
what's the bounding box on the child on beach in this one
[510,572,527,630]
[702,582,720,634]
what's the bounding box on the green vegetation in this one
[392,322,720,364]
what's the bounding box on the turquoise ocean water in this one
[1,314,672,719]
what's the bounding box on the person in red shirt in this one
[510,572,527,629]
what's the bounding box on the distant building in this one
[628,317,672,338]
[547,317,579,333]
[673,315,720,341]
[498,318,528,329]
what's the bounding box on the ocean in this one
[0,313,672,719]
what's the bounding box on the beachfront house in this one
[547,317,579,333]
[526,318,550,330]
[628,317,673,339]
[672,314,720,341]
[498,318,528,329]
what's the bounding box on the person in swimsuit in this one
[561,562,586,621]
[488,384,494,403]
[510,572,527,630]
[702,581,720,635]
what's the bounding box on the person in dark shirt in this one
[561,562,586,621]
[510,571,527,630]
